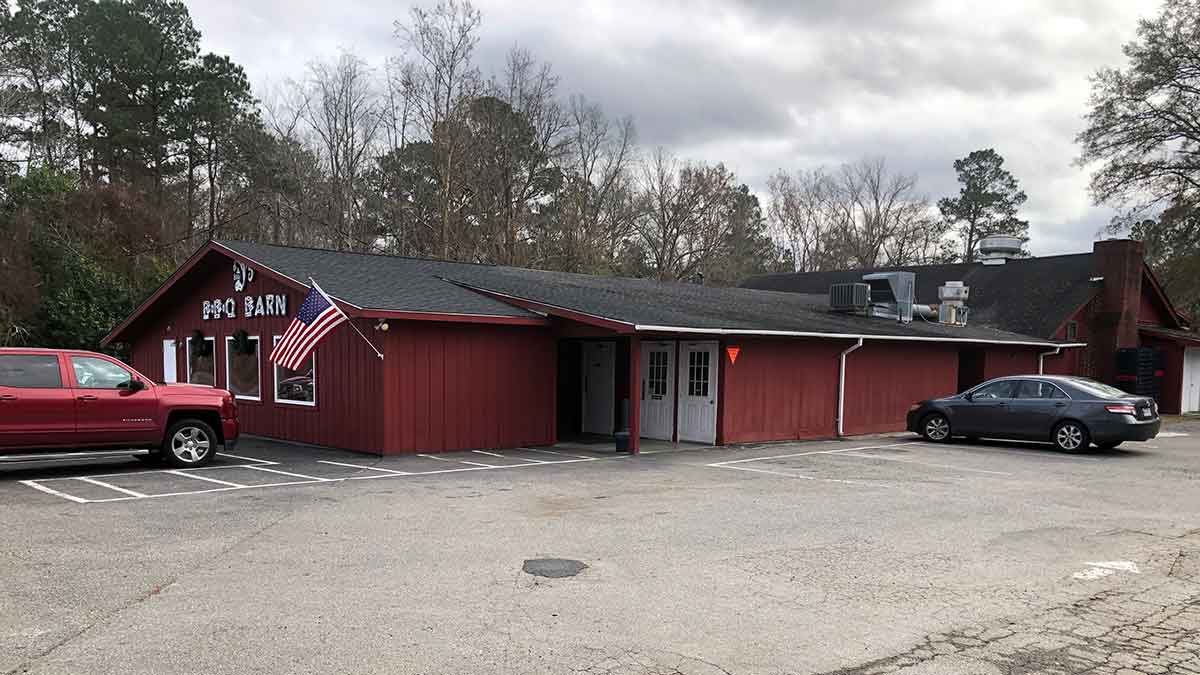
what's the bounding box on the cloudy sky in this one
[189,0,1158,256]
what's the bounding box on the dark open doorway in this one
[958,347,986,393]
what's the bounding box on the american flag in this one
[269,282,348,371]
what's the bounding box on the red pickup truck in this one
[0,348,238,468]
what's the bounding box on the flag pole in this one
[310,278,384,360]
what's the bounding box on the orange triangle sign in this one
[726,346,740,365]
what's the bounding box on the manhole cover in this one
[522,558,588,578]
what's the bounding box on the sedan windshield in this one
[1067,378,1134,399]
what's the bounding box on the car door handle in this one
[1054,402,1067,407]
[76,395,98,401]
[0,394,16,401]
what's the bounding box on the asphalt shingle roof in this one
[215,240,1068,346]
[741,254,1100,339]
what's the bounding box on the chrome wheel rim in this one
[925,416,949,441]
[171,427,211,463]
[1056,424,1083,450]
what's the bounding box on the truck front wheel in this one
[163,419,218,468]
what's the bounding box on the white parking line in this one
[19,480,90,503]
[73,476,148,498]
[418,453,496,468]
[167,470,246,487]
[216,452,277,465]
[242,465,332,482]
[715,463,881,486]
[16,451,617,504]
[521,447,592,460]
[474,450,545,463]
[837,451,1012,476]
[317,460,412,475]
[707,441,918,467]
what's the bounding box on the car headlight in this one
[908,403,921,412]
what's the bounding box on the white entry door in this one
[677,341,718,444]
[1184,347,1200,414]
[162,339,178,383]
[640,341,676,440]
[581,341,616,435]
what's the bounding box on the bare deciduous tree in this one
[301,51,383,251]
[633,148,739,281]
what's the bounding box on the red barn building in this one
[744,239,1198,414]
[104,240,1079,455]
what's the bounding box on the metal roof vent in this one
[937,281,970,326]
[978,235,1025,265]
[862,271,915,323]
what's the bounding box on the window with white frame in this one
[272,335,316,406]
[225,334,261,401]
[187,336,216,386]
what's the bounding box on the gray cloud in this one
[190,0,1158,256]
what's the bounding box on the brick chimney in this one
[1091,238,1145,383]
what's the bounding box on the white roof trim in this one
[634,324,1087,348]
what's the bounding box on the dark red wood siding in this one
[981,346,1040,380]
[380,321,557,454]
[842,341,960,436]
[720,338,963,442]
[126,253,385,453]
[719,337,841,443]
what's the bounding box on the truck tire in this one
[162,418,218,468]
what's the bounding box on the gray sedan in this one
[906,375,1161,452]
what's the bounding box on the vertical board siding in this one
[722,338,964,442]
[382,322,556,454]
[842,342,960,436]
[127,254,385,453]
[982,347,1040,380]
[720,338,843,443]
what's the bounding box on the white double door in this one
[1184,347,1200,414]
[638,340,719,444]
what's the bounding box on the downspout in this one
[1038,347,1061,374]
[837,338,864,438]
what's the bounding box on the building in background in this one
[743,239,1198,414]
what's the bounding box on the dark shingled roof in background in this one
[741,254,1101,339]
[216,240,1068,346]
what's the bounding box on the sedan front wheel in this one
[1053,420,1090,453]
[921,413,952,443]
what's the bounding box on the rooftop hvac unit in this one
[938,281,969,302]
[829,283,871,312]
[862,271,915,323]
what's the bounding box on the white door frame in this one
[639,340,676,441]
[676,341,719,444]
[1184,347,1200,414]
[162,339,178,383]
[580,341,616,435]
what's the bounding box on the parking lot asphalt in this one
[3,423,1200,675]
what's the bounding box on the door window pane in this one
[71,357,133,389]
[688,350,710,397]
[0,355,62,388]
[273,336,316,405]
[647,350,668,398]
[187,337,216,386]
[1016,380,1068,399]
[226,336,261,400]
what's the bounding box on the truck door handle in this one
[0,394,16,401]
[77,395,98,401]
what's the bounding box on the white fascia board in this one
[634,324,1087,349]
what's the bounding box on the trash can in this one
[614,431,631,453]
